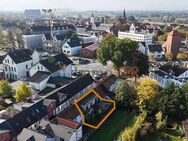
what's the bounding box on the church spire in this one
[123,9,126,18]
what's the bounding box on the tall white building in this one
[118,23,153,45]
[3,49,34,80]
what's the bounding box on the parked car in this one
[41,52,48,57]
[72,57,79,61]
[79,58,90,64]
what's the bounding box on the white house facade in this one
[138,43,163,59]
[62,42,82,56]
[27,53,73,90]
[118,23,153,45]
[149,63,188,87]
[3,49,33,80]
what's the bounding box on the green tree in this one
[118,24,130,31]
[136,77,159,112]
[15,83,32,102]
[97,34,116,65]
[163,25,172,33]
[127,16,136,22]
[119,111,147,141]
[48,55,55,64]
[158,33,167,41]
[0,28,4,45]
[7,28,16,47]
[115,81,137,109]
[97,34,138,76]
[182,82,188,114]
[66,29,76,39]
[0,80,12,98]
[159,83,187,120]
[15,32,25,49]
[0,17,3,26]
[128,51,149,76]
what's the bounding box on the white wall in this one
[32,50,40,65]
[3,55,32,80]
[62,42,82,56]
[29,75,51,91]
[118,31,153,45]
[51,64,72,78]
[29,63,49,77]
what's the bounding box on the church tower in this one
[90,13,95,24]
[123,9,126,19]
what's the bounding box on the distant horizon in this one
[1,9,188,13]
[0,0,188,11]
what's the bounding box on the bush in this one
[140,122,154,137]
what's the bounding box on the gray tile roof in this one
[17,128,47,141]
[27,71,51,83]
[7,49,32,64]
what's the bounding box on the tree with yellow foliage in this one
[177,53,188,61]
[15,83,32,102]
[0,80,12,98]
[119,111,147,141]
[165,53,173,61]
[136,77,159,112]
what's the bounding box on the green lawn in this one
[88,110,135,141]
[88,109,184,141]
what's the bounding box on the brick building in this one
[163,30,182,58]
[80,43,99,58]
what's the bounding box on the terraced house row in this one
[0,71,119,141]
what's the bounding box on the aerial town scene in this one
[0,0,188,141]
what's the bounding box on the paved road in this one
[69,57,111,75]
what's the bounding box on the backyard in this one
[88,110,135,141]
[88,110,184,141]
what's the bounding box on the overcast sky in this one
[1,0,188,11]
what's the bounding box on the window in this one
[5,67,7,71]
[15,75,17,79]
[41,66,43,70]
[7,60,9,64]
[38,66,40,70]
[6,74,9,79]
[14,67,16,72]
[11,67,13,71]
[26,65,28,69]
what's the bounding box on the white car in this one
[41,52,48,57]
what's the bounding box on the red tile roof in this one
[57,118,80,129]
[58,105,80,120]
[84,43,99,51]
[57,105,80,129]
